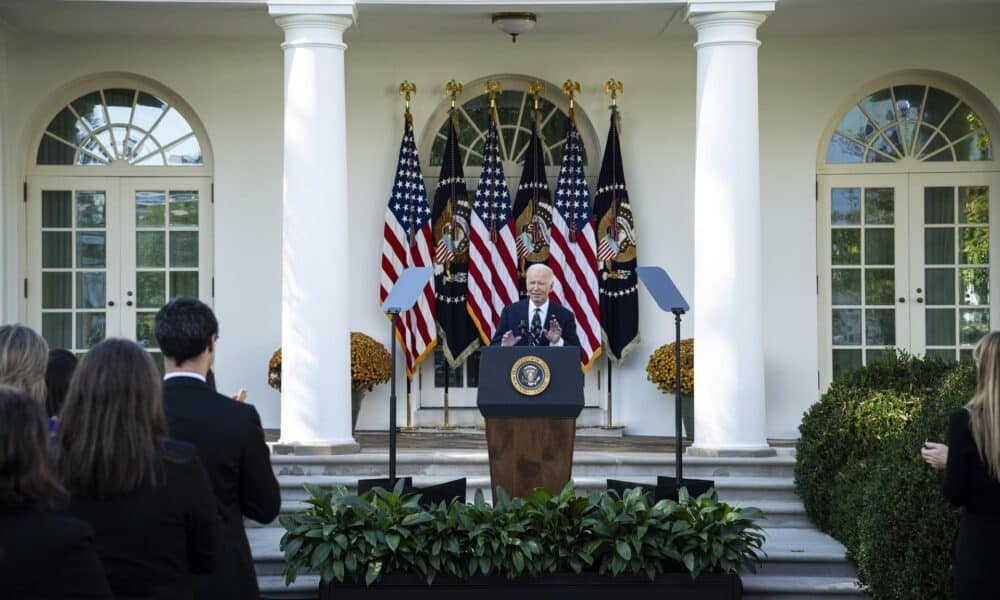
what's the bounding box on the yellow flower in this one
[266,332,392,393]
[646,338,694,396]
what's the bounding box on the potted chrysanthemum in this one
[267,332,392,431]
[646,338,694,438]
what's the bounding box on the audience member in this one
[922,331,1000,599]
[0,324,48,406]
[0,385,112,599]
[155,298,279,600]
[59,338,221,600]
[45,348,78,417]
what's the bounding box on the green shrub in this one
[854,362,972,600]
[795,350,951,532]
[279,482,765,586]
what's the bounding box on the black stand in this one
[360,267,466,507]
[607,266,713,502]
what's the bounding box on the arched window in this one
[37,88,203,166]
[826,85,993,164]
[425,80,591,169]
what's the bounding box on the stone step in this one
[271,451,797,479]
[270,474,801,504]
[742,575,868,598]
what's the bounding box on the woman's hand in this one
[921,441,948,470]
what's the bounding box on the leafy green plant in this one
[279,482,765,587]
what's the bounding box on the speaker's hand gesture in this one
[544,317,562,344]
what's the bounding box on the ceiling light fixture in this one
[492,12,536,44]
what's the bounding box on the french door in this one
[819,172,999,389]
[27,176,212,366]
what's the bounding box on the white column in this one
[687,2,774,456]
[269,2,358,454]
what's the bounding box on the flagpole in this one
[606,358,613,428]
[603,79,624,429]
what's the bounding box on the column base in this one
[686,445,776,458]
[272,440,361,455]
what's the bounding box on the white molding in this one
[687,0,775,15]
[268,0,357,21]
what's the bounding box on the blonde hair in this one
[969,331,1000,481]
[0,324,49,409]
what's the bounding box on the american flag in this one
[597,233,620,262]
[549,117,602,370]
[379,114,437,378]
[467,111,519,343]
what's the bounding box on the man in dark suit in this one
[491,264,580,347]
[155,298,280,600]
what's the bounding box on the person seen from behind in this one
[921,331,1000,599]
[59,338,221,600]
[155,297,279,600]
[0,324,48,407]
[0,385,112,599]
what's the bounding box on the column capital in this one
[269,1,358,34]
[686,8,771,48]
[687,0,775,17]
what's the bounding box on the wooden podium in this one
[477,346,584,499]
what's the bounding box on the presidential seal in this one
[510,355,551,396]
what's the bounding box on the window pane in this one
[960,187,989,224]
[835,106,879,142]
[960,309,990,345]
[137,272,166,308]
[959,268,989,306]
[76,272,105,309]
[42,313,72,349]
[76,232,106,268]
[919,134,950,161]
[76,191,106,228]
[831,188,861,225]
[165,135,203,166]
[466,351,481,388]
[925,229,955,264]
[170,271,199,299]
[169,191,199,226]
[434,350,462,388]
[861,89,896,128]
[42,232,72,268]
[833,349,862,380]
[941,103,976,142]
[925,268,955,305]
[924,187,954,224]
[926,309,956,345]
[76,313,106,349]
[136,191,166,227]
[922,87,959,127]
[826,134,865,164]
[137,231,165,268]
[136,312,158,349]
[960,227,988,264]
[866,309,895,345]
[150,107,193,148]
[832,229,861,265]
[926,348,956,363]
[429,134,447,167]
[71,91,106,130]
[865,188,894,224]
[865,269,894,305]
[133,91,167,131]
[43,191,72,228]
[170,232,199,267]
[865,229,894,264]
[866,348,890,364]
[833,309,862,345]
[103,88,135,124]
[37,135,76,165]
[832,269,861,305]
[42,272,71,309]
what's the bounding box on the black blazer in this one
[66,440,221,600]
[163,375,280,600]
[490,299,580,347]
[0,508,113,599]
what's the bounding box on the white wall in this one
[2,19,998,439]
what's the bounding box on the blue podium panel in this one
[477,346,584,418]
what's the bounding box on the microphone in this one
[516,320,534,347]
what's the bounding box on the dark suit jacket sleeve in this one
[238,405,281,524]
[942,408,974,507]
[490,305,513,345]
[184,453,223,574]
[58,519,115,599]
[559,306,580,347]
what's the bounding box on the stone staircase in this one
[250,446,869,599]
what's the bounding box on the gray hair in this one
[526,263,554,279]
[0,324,49,408]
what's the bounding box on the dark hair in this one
[0,385,66,509]
[205,368,217,393]
[58,339,167,499]
[44,349,78,417]
[154,297,218,366]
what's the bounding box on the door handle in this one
[915,297,924,303]
[107,300,115,307]
[126,301,134,307]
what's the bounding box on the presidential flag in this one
[549,116,602,370]
[594,109,640,362]
[378,112,437,378]
[511,111,552,296]
[430,112,480,366]
[467,108,519,343]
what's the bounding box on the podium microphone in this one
[517,320,534,346]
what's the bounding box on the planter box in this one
[319,572,741,600]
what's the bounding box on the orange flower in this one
[266,332,392,393]
[646,338,694,396]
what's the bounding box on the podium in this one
[477,346,584,499]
